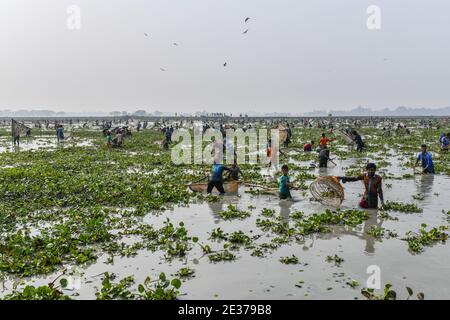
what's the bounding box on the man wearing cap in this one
[338,163,385,209]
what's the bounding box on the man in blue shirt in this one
[415,144,435,174]
[207,161,231,195]
[440,133,449,151]
[56,125,65,142]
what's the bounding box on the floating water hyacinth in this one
[0,122,449,300]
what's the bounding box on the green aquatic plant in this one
[295,209,369,236]
[326,254,344,266]
[279,255,299,265]
[94,272,182,300]
[346,279,359,288]
[95,273,135,300]
[403,224,448,253]
[1,283,72,300]
[361,284,397,300]
[137,273,181,300]
[383,201,423,213]
[412,193,425,201]
[218,204,251,220]
[290,211,304,220]
[228,231,252,246]
[366,226,397,239]
[361,284,424,300]
[176,267,195,278]
[209,228,228,241]
[1,125,449,299]
[208,250,236,262]
[261,208,276,218]
[250,247,266,257]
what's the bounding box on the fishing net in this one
[338,130,354,145]
[277,124,288,144]
[309,176,345,207]
[11,119,30,143]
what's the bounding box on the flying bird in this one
[242,29,249,34]
[160,67,166,71]
[144,33,149,37]
[173,42,178,46]
[245,17,250,23]
[223,62,227,67]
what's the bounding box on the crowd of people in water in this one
[6,116,448,210]
[172,117,446,210]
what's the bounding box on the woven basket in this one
[309,176,345,207]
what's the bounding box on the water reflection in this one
[207,196,239,224]
[415,174,435,200]
[362,209,384,255]
[208,200,225,224]
[279,200,294,222]
[314,209,385,255]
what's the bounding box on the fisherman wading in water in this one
[338,163,385,209]
[207,161,231,195]
[279,164,296,200]
[414,144,435,174]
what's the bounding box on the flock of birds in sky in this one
[144,17,252,71]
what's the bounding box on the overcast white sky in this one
[1,0,449,113]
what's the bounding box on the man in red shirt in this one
[319,133,333,147]
[339,163,385,209]
[303,140,314,152]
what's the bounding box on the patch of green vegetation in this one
[261,208,276,218]
[366,226,397,239]
[412,193,425,200]
[176,267,195,278]
[95,273,135,300]
[383,201,423,213]
[361,284,397,300]
[137,273,181,300]
[403,224,448,253]
[218,204,251,220]
[279,255,299,264]
[346,279,359,288]
[361,284,424,300]
[1,281,71,300]
[296,209,369,235]
[95,272,181,300]
[326,254,344,266]
[208,250,236,262]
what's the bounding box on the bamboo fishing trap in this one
[309,176,345,207]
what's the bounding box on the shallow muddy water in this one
[1,156,449,300]
[0,136,95,153]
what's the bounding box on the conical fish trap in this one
[309,176,345,207]
[276,124,288,144]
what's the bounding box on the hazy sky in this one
[1,0,450,113]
